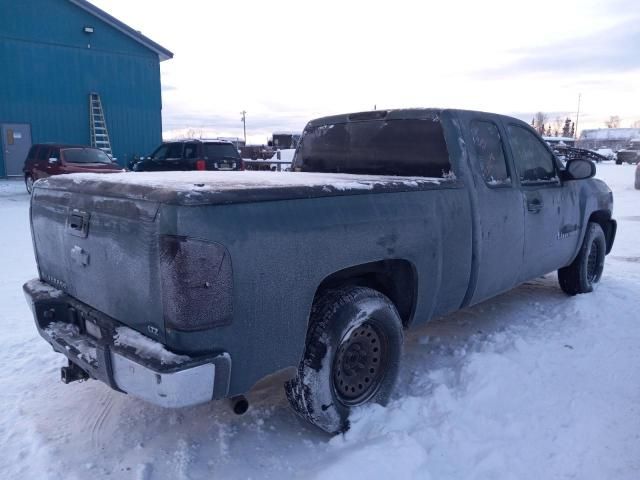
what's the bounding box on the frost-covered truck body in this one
[24,109,616,432]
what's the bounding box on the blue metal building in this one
[0,0,173,177]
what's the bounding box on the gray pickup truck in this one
[24,109,616,433]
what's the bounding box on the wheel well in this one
[313,260,418,327]
[589,210,615,254]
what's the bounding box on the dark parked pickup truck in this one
[24,109,616,434]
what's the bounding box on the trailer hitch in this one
[60,360,89,384]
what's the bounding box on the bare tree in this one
[185,128,204,139]
[631,120,640,129]
[552,116,563,137]
[534,112,548,134]
[605,116,621,128]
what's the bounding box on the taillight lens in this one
[196,159,206,171]
[159,236,233,331]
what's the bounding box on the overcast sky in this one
[92,0,640,144]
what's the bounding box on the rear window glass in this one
[293,119,451,177]
[62,148,111,164]
[204,143,239,159]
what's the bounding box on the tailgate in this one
[30,187,165,341]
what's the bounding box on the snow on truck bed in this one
[40,170,443,193]
[34,171,449,205]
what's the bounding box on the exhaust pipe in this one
[230,395,249,415]
[60,361,89,384]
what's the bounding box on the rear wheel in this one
[558,222,606,295]
[25,174,34,194]
[285,286,403,434]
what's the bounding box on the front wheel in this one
[558,222,606,295]
[285,286,403,434]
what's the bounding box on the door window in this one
[166,143,184,159]
[470,120,510,186]
[507,125,558,185]
[184,143,199,159]
[36,146,50,161]
[151,145,169,160]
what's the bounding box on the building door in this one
[1,123,32,176]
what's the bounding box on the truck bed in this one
[35,171,453,205]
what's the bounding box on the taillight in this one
[196,159,206,171]
[159,236,233,331]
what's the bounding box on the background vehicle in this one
[239,144,276,161]
[616,140,640,165]
[22,144,121,193]
[593,147,616,161]
[24,108,616,434]
[130,139,242,172]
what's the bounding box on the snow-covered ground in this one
[0,164,639,479]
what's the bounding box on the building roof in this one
[68,0,173,61]
[543,136,575,142]
[579,128,640,142]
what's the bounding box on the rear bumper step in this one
[23,279,231,408]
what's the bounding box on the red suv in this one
[23,144,122,193]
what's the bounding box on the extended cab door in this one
[459,113,525,305]
[504,123,581,280]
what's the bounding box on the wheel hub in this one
[333,322,385,405]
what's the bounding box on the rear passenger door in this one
[505,123,580,280]
[462,113,525,305]
[33,146,50,179]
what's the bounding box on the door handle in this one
[527,198,544,213]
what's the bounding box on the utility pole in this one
[575,93,581,140]
[240,110,247,144]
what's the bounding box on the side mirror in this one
[48,157,59,164]
[563,159,596,180]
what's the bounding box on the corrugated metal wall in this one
[0,0,164,176]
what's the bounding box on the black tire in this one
[25,174,34,194]
[558,222,606,295]
[615,159,622,165]
[285,286,403,434]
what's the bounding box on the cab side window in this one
[166,143,183,159]
[184,143,198,159]
[507,125,558,185]
[470,120,510,186]
[36,147,50,161]
[151,145,169,160]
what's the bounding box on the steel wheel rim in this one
[332,321,387,406]
[587,240,600,283]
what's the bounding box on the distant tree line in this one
[530,112,640,138]
[531,112,574,137]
